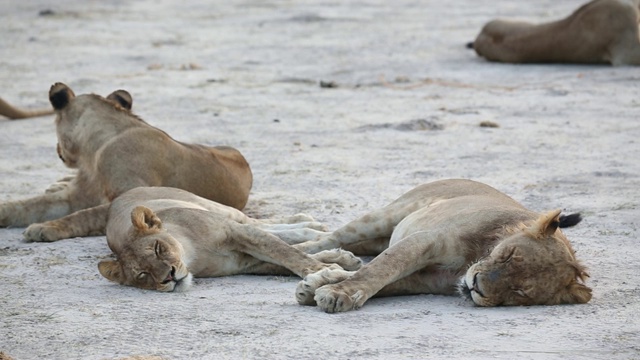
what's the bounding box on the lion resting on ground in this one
[0,83,252,242]
[98,187,361,291]
[294,179,591,312]
[0,97,53,119]
[470,0,640,65]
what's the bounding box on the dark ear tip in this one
[106,90,133,110]
[559,213,583,228]
[49,82,75,110]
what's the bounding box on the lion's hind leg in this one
[293,203,419,255]
[258,221,330,245]
[254,213,317,224]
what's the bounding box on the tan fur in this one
[0,97,53,119]
[0,83,253,242]
[98,187,361,292]
[294,179,591,312]
[472,0,640,65]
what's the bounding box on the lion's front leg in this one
[23,204,109,242]
[308,230,454,313]
[227,224,350,278]
[0,191,73,228]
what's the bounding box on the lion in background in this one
[294,179,591,312]
[98,187,361,291]
[470,0,640,65]
[0,83,252,242]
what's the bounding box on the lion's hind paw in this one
[312,248,362,271]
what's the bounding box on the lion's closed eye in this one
[513,289,529,298]
[499,248,516,263]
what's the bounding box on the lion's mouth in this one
[161,266,177,284]
[458,273,485,300]
[471,273,485,298]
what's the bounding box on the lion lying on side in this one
[470,0,640,65]
[0,83,252,242]
[0,97,53,119]
[98,187,361,291]
[294,179,591,312]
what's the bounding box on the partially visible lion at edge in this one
[0,97,53,119]
[0,83,252,242]
[469,0,640,65]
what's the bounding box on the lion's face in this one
[98,206,192,292]
[458,210,592,306]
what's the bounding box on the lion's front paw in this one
[295,267,353,306]
[315,285,366,313]
[304,221,329,232]
[312,249,362,271]
[286,213,316,223]
[23,223,68,242]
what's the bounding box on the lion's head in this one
[98,206,192,292]
[49,82,136,169]
[459,209,592,306]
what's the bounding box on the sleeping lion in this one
[98,187,361,291]
[0,83,252,242]
[470,0,640,65]
[294,179,592,312]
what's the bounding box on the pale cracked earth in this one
[0,0,639,359]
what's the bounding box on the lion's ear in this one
[131,206,162,233]
[553,281,592,305]
[528,209,562,238]
[49,82,75,110]
[98,260,125,284]
[106,90,133,110]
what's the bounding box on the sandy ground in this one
[1,0,639,359]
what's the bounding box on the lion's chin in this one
[172,273,193,292]
[457,274,489,306]
[158,273,193,293]
[457,276,473,301]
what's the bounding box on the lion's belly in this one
[189,251,261,278]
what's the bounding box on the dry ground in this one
[0,0,639,359]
